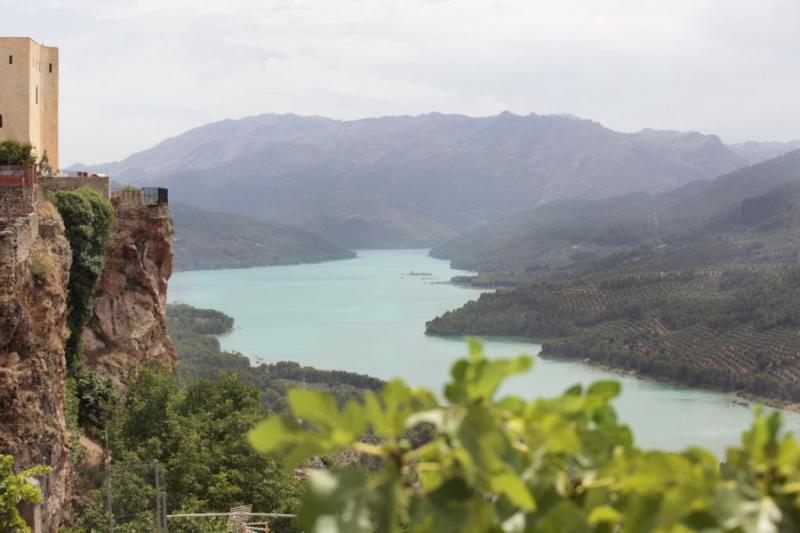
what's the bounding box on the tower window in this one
[36,86,38,105]
[49,63,52,73]
[8,55,12,65]
[0,114,3,128]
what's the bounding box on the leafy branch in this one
[249,339,800,532]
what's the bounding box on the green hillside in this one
[427,150,800,403]
[171,202,356,271]
[428,268,800,403]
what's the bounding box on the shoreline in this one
[534,349,800,414]
[429,332,800,414]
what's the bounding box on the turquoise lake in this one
[169,248,800,454]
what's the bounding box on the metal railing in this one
[142,187,168,205]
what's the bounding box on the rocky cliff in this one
[82,193,176,385]
[0,186,176,530]
[0,199,74,529]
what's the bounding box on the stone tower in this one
[0,37,59,170]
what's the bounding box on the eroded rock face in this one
[0,200,74,531]
[82,199,177,386]
[0,192,176,530]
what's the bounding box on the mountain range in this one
[75,112,800,248]
[432,148,800,273]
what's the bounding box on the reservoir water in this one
[169,248,800,454]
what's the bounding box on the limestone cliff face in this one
[82,194,177,386]
[0,200,74,530]
[0,187,176,530]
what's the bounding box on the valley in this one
[168,249,800,454]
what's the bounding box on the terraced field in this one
[427,268,800,402]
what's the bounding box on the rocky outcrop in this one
[0,200,74,530]
[1,184,176,531]
[82,195,176,386]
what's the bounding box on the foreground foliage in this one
[0,455,48,533]
[250,340,800,532]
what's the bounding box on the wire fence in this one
[103,462,297,532]
[104,461,167,532]
[167,512,296,532]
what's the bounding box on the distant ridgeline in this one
[427,148,800,404]
[74,112,800,249]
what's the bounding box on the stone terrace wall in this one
[110,188,146,209]
[0,167,37,222]
[0,212,38,313]
[0,226,15,303]
[43,175,110,199]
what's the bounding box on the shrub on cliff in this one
[250,340,800,532]
[0,140,36,166]
[52,187,115,370]
[0,454,49,533]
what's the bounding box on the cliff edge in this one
[0,199,74,529]
[82,191,176,385]
[0,183,176,530]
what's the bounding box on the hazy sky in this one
[3,0,800,165]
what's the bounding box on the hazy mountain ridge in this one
[433,148,800,273]
[728,140,800,165]
[171,202,356,271]
[75,112,753,247]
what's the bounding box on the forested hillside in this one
[426,149,800,403]
[171,202,355,271]
[78,112,752,247]
[428,268,800,403]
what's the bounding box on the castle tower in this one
[0,37,59,170]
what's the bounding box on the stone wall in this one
[0,185,26,220]
[0,213,36,302]
[110,188,145,209]
[43,175,110,199]
[0,167,37,221]
[0,226,16,303]
[12,213,38,264]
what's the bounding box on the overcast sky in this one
[3,0,800,165]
